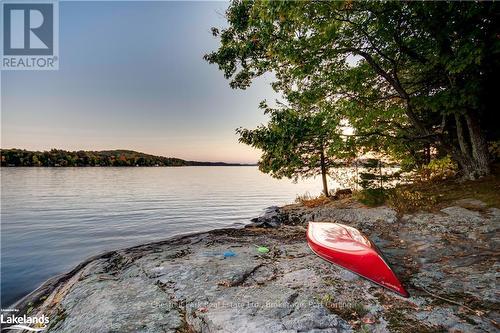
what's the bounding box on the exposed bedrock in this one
[12,198,499,333]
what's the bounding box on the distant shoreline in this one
[1,165,257,167]
[0,148,256,167]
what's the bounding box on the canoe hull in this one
[307,222,409,297]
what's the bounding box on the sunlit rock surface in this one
[14,199,499,332]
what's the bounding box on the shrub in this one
[354,188,387,207]
[387,188,437,214]
[488,140,500,161]
[295,193,331,208]
[416,155,457,181]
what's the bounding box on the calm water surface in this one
[1,167,334,306]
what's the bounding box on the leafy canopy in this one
[237,101,353,181]
[206,1,500,177]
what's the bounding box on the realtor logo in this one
[1,0,59,70]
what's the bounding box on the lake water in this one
[0,166,336,307]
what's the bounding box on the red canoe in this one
[307,222,409,297]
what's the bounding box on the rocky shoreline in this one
[7,198,500,332]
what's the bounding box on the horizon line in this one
[0,147,259,165]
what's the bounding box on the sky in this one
[1,1,278,164]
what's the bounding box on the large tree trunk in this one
[464,113,490,177]
[320,149,329,197]
[450,148,476,181]
[451,113,490,180]
[454,114,470,157]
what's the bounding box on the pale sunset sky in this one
[1,1,278,163]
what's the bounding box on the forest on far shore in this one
[0,149,250,167]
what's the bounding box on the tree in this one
[205,1,500,179]
[237,101,353,196]
[31,155,41,166]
